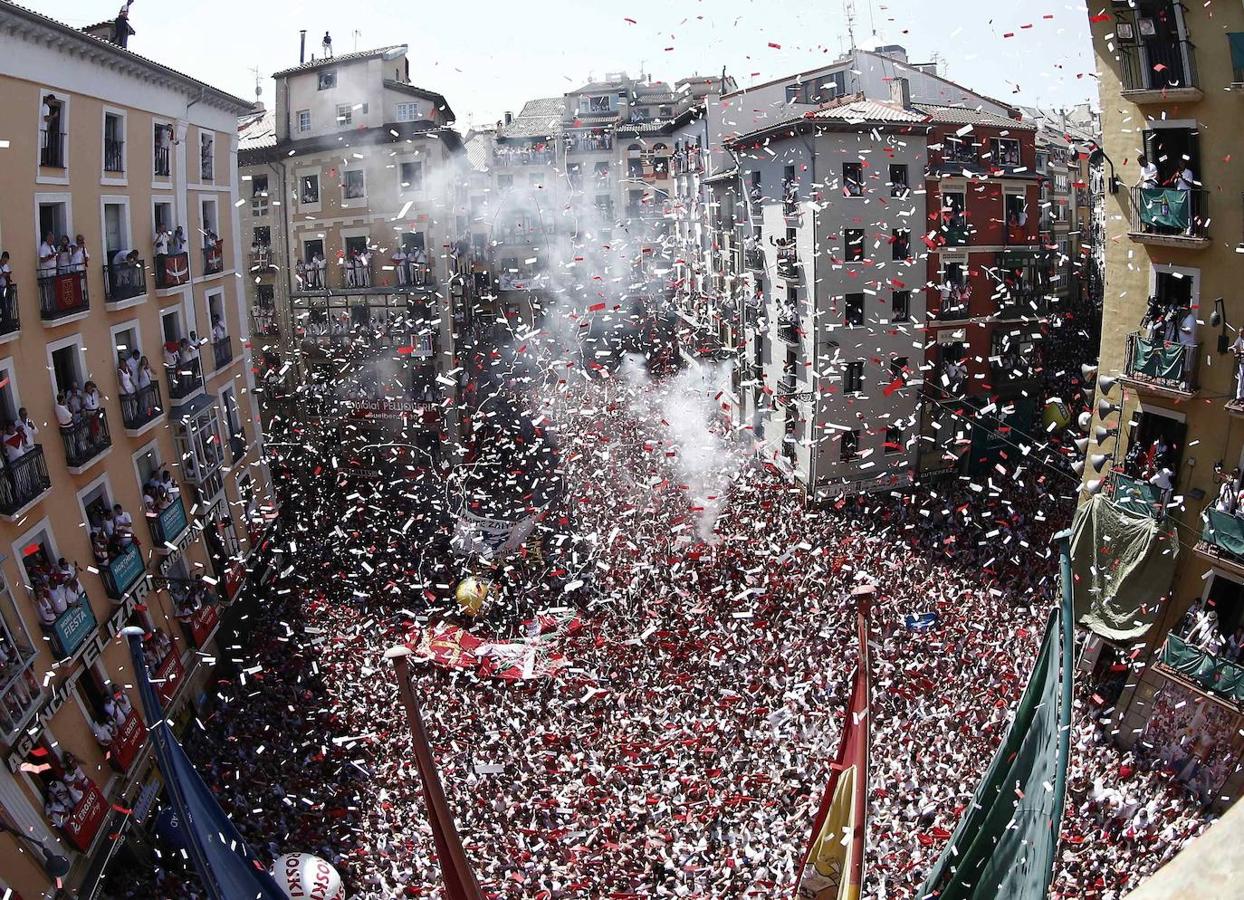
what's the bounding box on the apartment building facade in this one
[726,96,928,497]
[920,104,1045,473]
[1080,0,1244,802]
[0,3,278,895]
[237,44,468,462]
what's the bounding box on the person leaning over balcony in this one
[16,408,37,454]
[112,504,135,549]
[1135,155,1159,189]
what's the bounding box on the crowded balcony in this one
[213,335,234,371]
[1156,634,1242,706]
[744,247,765,271]
[39,128,65,168]
[1122,331,1200,397]
[58,407,112,472]
[0,440,51,518]
[0,284,20,338]
[1116,37,1202,104]
[494,145,554,166]
[104,137,125,173]
[203,239,224,276]
[37,266,89,322]
[154,251,190,289]
[103,257,147,303]
[147,493,188,548]
[672,148,703,176]
[1105,470,1169,520]
[119,380,163,431]
[40,587,97,661]
[776,246,799,279]
[777,315,801,345]
[98,537,144,601]
[782,182,799,216]
[1128,187,1210,248]
[0,634,42,741]
[1198,503,1244,576]
[936,284,972,321]
[165,353,203,402]
[565,131,614,153]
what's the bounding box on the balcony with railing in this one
[166,357,203,402]
[778,373,798,395]
[0,285,20,339]
[776,246,799,279]
[1128,187,1210,248]
[101,541,145,600]
[0,446,51,518]
[249,246,273,270]
[1116,37,1201,103]
[37,267,89,321]
[0,645,42,742]
[40,129,65,168]
[941,215,970,247]
[499,271,549,291]
[104,137,125,173]
[119,381,163,431]
[203,240,224,276]
[1197,503,1244,574]
[154,251,190,289]
[45,591,98,657]
[494,146,554,166]
[59,409,111,471]
[147,495,188,548]
[565,132,614,153]
[213,335,233,371]
[744,247,765,271]
[1104,470,1168,519]
[1122,331,1200,397]
[103,259,147,303]
[777,315,801,345]
[228,428,248,465]
[154,145,170,177]
[673,150,704,176]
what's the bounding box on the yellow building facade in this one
[0,4,278,895]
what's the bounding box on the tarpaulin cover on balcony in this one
[1162,633,1244,703]
[1070,493,1178,641]
[1133,337,1186,382]
[1203,507,1244,560]
[1137,188,1190,231]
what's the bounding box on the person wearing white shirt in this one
[211,315,227,342]
[17,408,37,453]
[34,590,56,626]
[1136,155,1159,189]
[393,246,408,285]
[117,364,135,396]
[38,232,58,275]
[71,236,89,273]
[53,393,74,428]
[90,718,115,746]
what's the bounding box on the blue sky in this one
[31,0,1097,127]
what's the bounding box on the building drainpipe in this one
[266,160,293,360]
[798,131,819,498]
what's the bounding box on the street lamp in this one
[0,821,71,880]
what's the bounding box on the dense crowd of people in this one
[99,308,1224,898]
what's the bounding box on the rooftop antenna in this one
[250,65,263,102]
[352,29,361,52]
[844,0,857,51]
